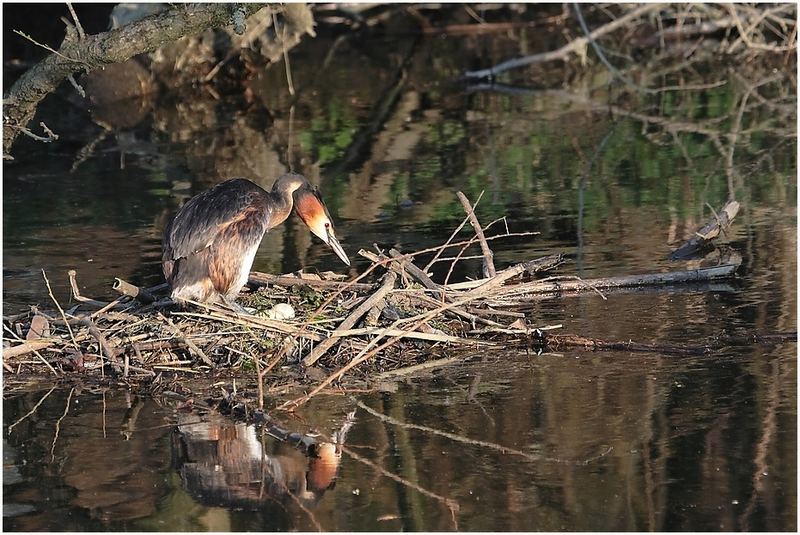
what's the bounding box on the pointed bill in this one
[326,230,350,266]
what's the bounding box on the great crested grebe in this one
[162,174,349,310]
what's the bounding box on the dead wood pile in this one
[3,193,746,404]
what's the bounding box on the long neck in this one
[267,188,293,230]
[266,174,306,229]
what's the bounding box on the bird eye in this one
[325,222,330,229]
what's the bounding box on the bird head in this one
[293,184,350,266]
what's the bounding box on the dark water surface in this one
[3,14,797,532]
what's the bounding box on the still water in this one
[3,13,797,532]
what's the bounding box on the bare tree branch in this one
[463,3,665,79]
[3,3,271,156]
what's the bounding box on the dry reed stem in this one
[42,270,78,350]
[68,270,108,308]
[456,191,496,277]
[423,190,484,272]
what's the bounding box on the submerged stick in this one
[8,385,58,433]
[50,387,75,462]
[356,399,612,465]
[373,356,461,380]
[540,333,707,356]
[338,444,461,518]
[531,330,796,356]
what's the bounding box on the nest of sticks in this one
[3,193,744,405]
[2,245,563,381]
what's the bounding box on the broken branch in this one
[456,191,496,277]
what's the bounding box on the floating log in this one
[670,200,740,260]
[532,331,797,357]
[482,261,741,300]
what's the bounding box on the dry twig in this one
[456,191,496,277]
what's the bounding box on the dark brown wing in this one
[162,179,271,270]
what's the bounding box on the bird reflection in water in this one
[171,411,355,511]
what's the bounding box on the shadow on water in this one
[2,5,797,532]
